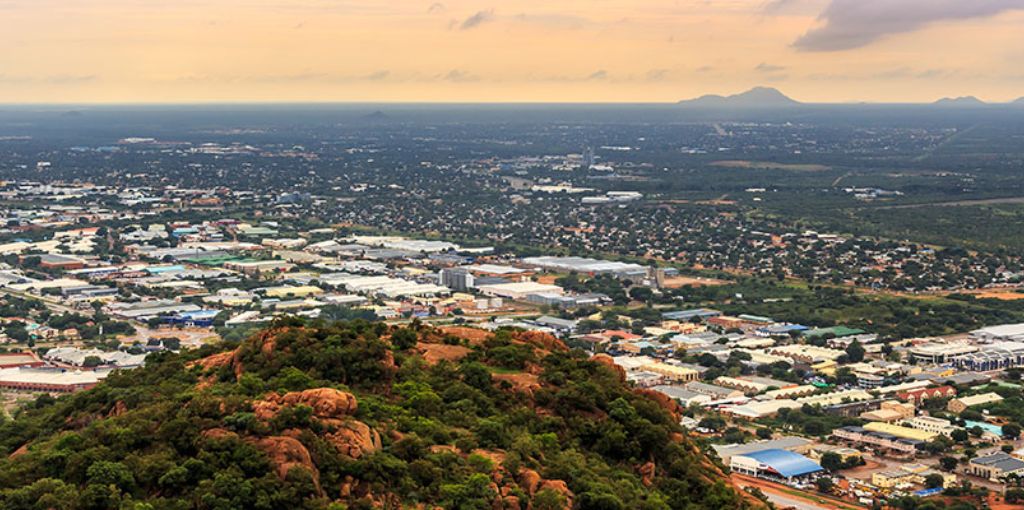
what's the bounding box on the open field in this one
[710,160,831,172]
[660,275,729,289]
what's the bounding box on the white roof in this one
[461,264,525,275]
[973,323,1024,339]
[0,367,103,386]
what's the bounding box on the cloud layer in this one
[794,0,1024,51]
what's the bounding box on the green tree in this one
[820,452,843,472]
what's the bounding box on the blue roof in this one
[741,449,823,478]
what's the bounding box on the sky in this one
[0,0,1023,103]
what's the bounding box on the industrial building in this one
[833,426,925,454]
[967,453,1024,481]
[729,449,823,482]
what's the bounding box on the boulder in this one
[326,420,381,459]
[537,480,573,509]
[251,436,321,495]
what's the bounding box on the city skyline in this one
[1,0,1023,103]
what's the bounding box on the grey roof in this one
[971,453,1024,473]
[712,437,812,461]
[534,316,578,329]
[651,385,706,401]
[685,381,741,398]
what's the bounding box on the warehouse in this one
[971,323,1024,342]
[0,367,103,393]
[730,449,823,483]
[476,281,563,300]
[713,437,812,464]
[833,426,924,454]
[520,256,647,277]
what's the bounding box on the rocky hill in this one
[0,318,767,510]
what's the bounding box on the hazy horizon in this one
[1,1,1023,103]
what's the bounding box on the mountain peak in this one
[933,96,986,106]
[678,87,800,108]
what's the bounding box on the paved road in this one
[757,490,835,510]
[733,479,834,510]
[0,287,79,315]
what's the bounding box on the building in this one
[723,400,803,419]
[954,343,1024,371]
[767,344,846,363]
[662,308,721,321]
[861,401,915,422]
[967,453,1024,482]
[0,367,102,393]
[712,437,812,464]
[972,323,1024,342]
[532,316,578,334]
[642,362,700,382]
[948,393,1003,414]
[520,256,647,278]
[35,254,87,271]
[909,342,979,364]
[651,385,712,407]
[900,416,958,437]
[439,268,475,292]
[797,389,873,408]
[685,381,745,400]
[0,352,45,369]
[872,468,956,490]
[263,286,324,299]
[833,426,924,454]
[863,422,939,442]
[475,281,563,300]
[730,449,823,482]
[896,386,956,405]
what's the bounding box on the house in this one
[948,393,1003,414]
[896,386,956,405]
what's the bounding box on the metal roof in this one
[971,453,1024,473]
[739,449,823,478]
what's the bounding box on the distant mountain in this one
[362,110,390,121]
[933,96,987,107]
[1015,97,1024,105]
[678,87,801,108]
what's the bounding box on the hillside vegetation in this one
[0,318,766,510]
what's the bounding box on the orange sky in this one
[0,0,1022,103]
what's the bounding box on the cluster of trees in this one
[0,319,763,510]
